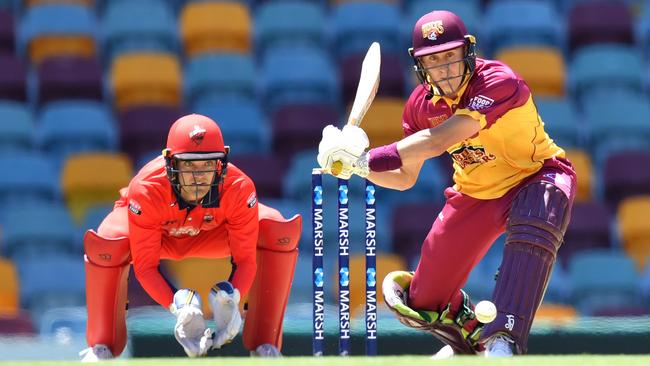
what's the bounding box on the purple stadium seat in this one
[37,56,103,105]
[391,202,443,265]
[558,201,612,268]
[271,103,339,161]
[603,150,650,211]
[231,154,284,199]
[340,52,405,105]
[0,54,27,102]
[0,10,14,54]
[127,267,157,308]
[118,106,183,162]
[568,1,634,54]
[0,310,36,335]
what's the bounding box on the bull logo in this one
[422,20,444,41]
[189,125,206,146]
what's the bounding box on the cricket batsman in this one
[317,10,576,357]
[79,114,301,361]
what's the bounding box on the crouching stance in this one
[79,114,301,361]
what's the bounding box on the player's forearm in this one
[367,167,417,191]
[396,128,446,166]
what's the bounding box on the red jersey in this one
[118,156,259,307]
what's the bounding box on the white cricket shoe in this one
[250,343,282,357]
[431,345,455,359]
[484,335,515,357]
[79,344,113,362]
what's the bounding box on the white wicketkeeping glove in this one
[317,124,370,179]
[208,281,242,349]
[170,289,213,358]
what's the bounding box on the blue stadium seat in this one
[254,1,326,57]
[185,53,256,107]
[569,249,642,315]
[463,261,495,304]
[2,203,78,260]
[36,101,117,168]
[194,98,270,156]
[0,101,34,152]
[38,306,87,337]
[404,0,482,47]
[331,2,402,60]
[535,97,582,149]
[261,45,338,111]
[101,0,178,62]
[569,44,643,104]
[380,159,448,207]
[0,152,59,206]
[484,0,562,56]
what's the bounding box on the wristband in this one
[368,142,403,172]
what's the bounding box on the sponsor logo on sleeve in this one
[421,20,444,41]
[467,95,495,111]
[128,199,142,215]
[247,192,257,208]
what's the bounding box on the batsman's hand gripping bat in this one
[330,42,381,176]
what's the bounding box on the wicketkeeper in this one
[80,114,301,361]
[317,10,576,357]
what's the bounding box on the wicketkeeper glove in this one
[170,289,213,358]
[208,281,243,349]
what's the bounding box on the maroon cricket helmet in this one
[411,10,469,57]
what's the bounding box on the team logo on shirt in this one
[421,20,444,41]
[467,95,495,111]
[450,145,496,169]
[203,214,214,223]
[128,199,142,215]
[189,125,206,146]
[247,192,258,208]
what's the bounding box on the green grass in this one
[3,356,650,366]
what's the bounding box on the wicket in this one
[311,169,377,356]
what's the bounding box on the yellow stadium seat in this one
[360,97,406,148]
[618,195,650,271]
[495,47,565,97]
[29,35,96,65]
[0,257,19,316]
[61,153,133,223]
[164,258,234,316]
[564,149,593,202]
[333,253,407,317]
[110,53,182,111]
[180,2,251,57]
[533,303,577,326]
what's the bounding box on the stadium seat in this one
[80,203,113,234]
[569,45,643,104]
[165,257,234,315]
[535,97,582,149]
[0,257,19,315]
[0,9,14,53]
[568,0,634,54]
[194,98,270,156]
[18,4,97,64]
[617,196,650,271]
[559,201,612,269]
[254,1,325,56]
[2,203,78,259]
[61,152,133,222]
[101,0,178,62]
[38,306,87,337]
[230,154,284,199]
[110,52,182,110]
[534,303,577,326]
[36,56,103,105]
[0,310,35,335]
[23,0,94,7]
[271,103,339,161]
[380,159,448,207]
[36,101,117,168]
[0,54,28,102]
[495,46,565,97]
[0,101,34,153]
[330,2,401,60]
[184,53,256,107]
[483,0,562,55]
[463,261,495,304]
[340,52,405,105]
[0,152,59,206]
[118,105,182,163]
[602,151,650,211]
[569,249,642,315]
[564,149,592,202]
[261,45,338,111]
[391,201,443,265]
[180,1,251,57]
[361,97,406,148]
[345,253,407,316]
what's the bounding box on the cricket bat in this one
[330,42,381,176]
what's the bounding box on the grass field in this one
[2,356,650,366]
